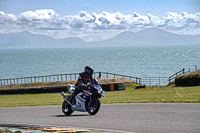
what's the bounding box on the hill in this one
[0,28,200,48]
[0,32,85,48]
[90,28,200,47]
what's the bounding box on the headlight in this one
[98,90,103,94]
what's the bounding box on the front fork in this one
[89,96,96,108]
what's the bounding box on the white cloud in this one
[0,9,200,42]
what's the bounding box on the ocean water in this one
[0,45,200,79]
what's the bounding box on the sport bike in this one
[60,79,105,115]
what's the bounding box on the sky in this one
[0,0,200,42]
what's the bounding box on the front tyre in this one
[62,101,73,115]
[86,98,101,115]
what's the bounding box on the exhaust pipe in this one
[60,92,72,105]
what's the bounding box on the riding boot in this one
[71,88,79,105]
[69,93,75,105]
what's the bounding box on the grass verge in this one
[175,69,200,86]
[0,82,200,107]
[0,130,22,133]
[102,83,200,103]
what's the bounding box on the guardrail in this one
[0,72,141,86]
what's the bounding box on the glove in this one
[87,84,91,88]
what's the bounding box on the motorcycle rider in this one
[71,66,94,104]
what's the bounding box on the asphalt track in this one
[0,103,200,133]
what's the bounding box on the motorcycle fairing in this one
[67,85,75,93]
[71,92,87,111]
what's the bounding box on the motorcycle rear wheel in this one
[62,101,74,115]
[86,98,101,115]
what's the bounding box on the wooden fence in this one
[0,72,141,86]
[169,68,185,83]
[168,67,194,83]
[1,65,198,86]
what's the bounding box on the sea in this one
[0,45,200,80]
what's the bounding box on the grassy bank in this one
[0,78,132,89]
[0,82,200,107]
[175,69,200,86]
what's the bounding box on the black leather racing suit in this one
[74,72,93,96]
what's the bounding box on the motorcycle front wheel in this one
[86,98,101,115]
[62,101,73,115]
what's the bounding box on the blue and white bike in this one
[61,79,105,115]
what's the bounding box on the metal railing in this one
[97,72,141,84]
[0,72,140,86]
[140,77,169,86]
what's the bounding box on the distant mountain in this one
[0,31,85,48]
[90,28,200,47]
[0,28,200,48]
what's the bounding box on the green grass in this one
[177,69,200,80]
[101,83,200,103]
[0,130,22,133]
[0,83,200,107]
[0,93,63,107]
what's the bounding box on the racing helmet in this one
[84,66,94,76]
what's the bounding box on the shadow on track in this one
[52,114,89,117]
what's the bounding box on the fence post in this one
[57,75,59,81]
[149,77,151,86]
[183,68,185,74]
[99,72,101,79]
[159,77,160,86]
[61,74,63,81]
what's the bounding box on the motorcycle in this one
[60,79,105,115]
